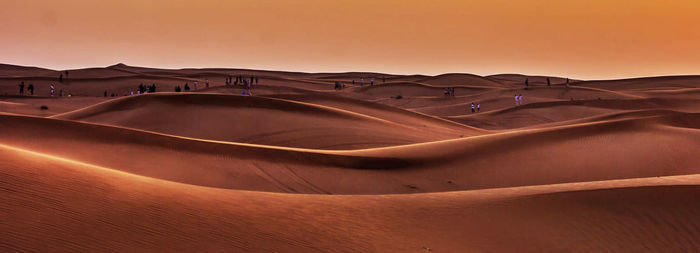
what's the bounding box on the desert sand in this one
[1,63,700,252]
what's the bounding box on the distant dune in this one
[1,63,699,251]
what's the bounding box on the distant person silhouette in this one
[525,78,529,87]
[104,90,107,97]
[184,83,190,91]
[19,81,24,95]
[477,103,481,112]
[206,79,209,88]
[471,103,475,113]
[27,84,34,95]
[547,77,551,86]
[59,74,63,82]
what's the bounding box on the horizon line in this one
[3,61,700,82]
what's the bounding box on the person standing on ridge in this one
[19,81,24,95]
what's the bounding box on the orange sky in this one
[1,0,699,79]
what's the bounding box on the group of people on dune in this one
[470,102,481,113]
[97,75,260,98]
[103,83,157,97]
[18,81,72,97]
[351,76,385,86]
[174,79,210,92]
[226,75,258,86]
[18,81,34,96]
[515,94,524,105]
[334,81,344,90]
[440,87,480,113]
[226,75,258,95]
[444,87,456,96]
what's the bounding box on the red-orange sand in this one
[1,63,700,251]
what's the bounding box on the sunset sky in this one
[2,0,699,79]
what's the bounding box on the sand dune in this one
[446,97,700,129]
[1,63,699,251]
[50,93,476,149]
[488,73,577,85]
[411,73,505,87]
[2,111,698,194]
[2,144,699,252]
[0,96,108,116]
[0,63,58,77]
[579,75,700,90]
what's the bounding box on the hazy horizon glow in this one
[2,0,700,80]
